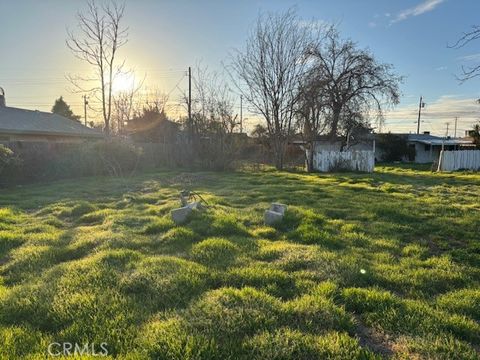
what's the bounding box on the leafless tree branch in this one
[66,0,128,135]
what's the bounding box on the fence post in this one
[437,150,444,171]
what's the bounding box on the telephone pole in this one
[83,95,88,127]
[445,122,450,137]
[417,96,425,134]
[240,94,243,134]
[454,117,458,138]
[188,66,192,142]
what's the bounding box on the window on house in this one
[424,144,431,151]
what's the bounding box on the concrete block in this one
[187,201,203,210]
[171,206,192,225]
[264,210,283,225]
[270,203,287,215]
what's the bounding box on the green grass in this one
[0,165,479,359]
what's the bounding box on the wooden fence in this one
[437,150,480,171]
[311,150,375,172]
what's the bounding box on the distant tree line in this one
[62,2,404,171]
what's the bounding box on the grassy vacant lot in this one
[0,164,479,359]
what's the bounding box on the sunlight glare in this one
[113,72,136,93]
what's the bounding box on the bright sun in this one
[113,72,136,93]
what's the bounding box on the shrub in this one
[376,133,413,162]
[96,139,143,175]
[0,145,21,185]
[0,140,144,186]
[0,144,14,171]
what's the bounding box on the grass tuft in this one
[191,237,240,268]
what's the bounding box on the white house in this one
[400,133,474,163]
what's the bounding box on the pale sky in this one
[1,0,480,136]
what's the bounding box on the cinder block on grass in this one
[187,201,203,210]
[264,210,283,225]
[171,201,204,225]
[270,203,287,215]
[264,202,287,225]
[171,206,193,225]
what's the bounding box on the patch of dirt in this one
[355,317,395,358]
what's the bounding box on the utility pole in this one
[445,122,450,137]
[240,94,243,134]
[454,117,458,138]
[188,66,192,142]
[83,95,88,127]
[417,96,425,134]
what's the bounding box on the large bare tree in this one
[230,10,311,170]
[308,27,401,141]
[67,0,128,135]
[295,74,329,171]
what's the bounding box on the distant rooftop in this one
[0,106,103,138]
[377,132,474,146]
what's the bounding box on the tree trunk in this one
[273,136,284,170]
[306,141,315,172]
[329,106,341,140]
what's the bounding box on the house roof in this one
[405,133,473,146]
[0,106,103,138]
[376,133,474,146]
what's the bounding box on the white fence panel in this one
[312,150,375,172]
[438,150,480,171]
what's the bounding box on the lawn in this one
[0,165,479,359]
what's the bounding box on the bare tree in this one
[112,77,145,135]
[449,26,480,83]
[183,65,237,137]
[183,65,239,169]
[112,90,135,135]
[296,74,329,171]
[66,0,128,135]
[230,10,311,170]
[308,27,401,141]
